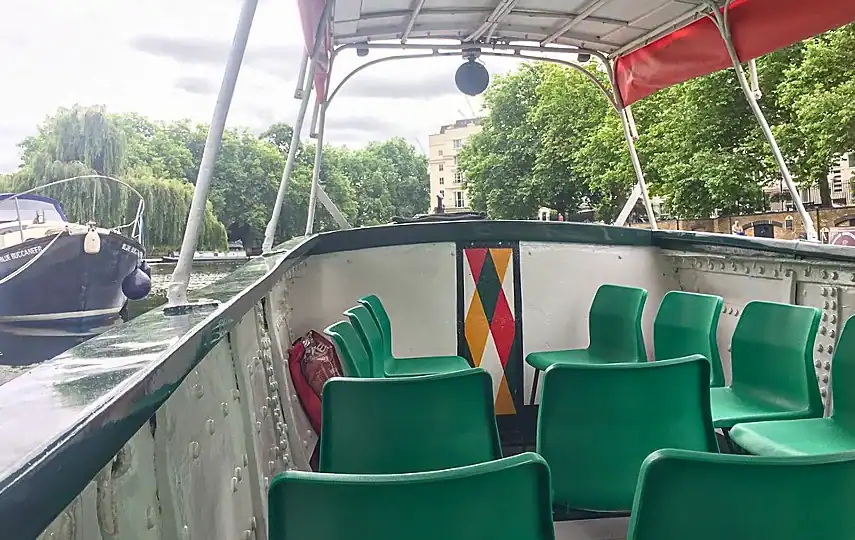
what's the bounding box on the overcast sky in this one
[0,0,528,173]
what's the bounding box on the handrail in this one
[2,175,146,244]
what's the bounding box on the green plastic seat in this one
[653,291,724,387]
[357,295,471,376]
[269,453,555,540]
[526,284,648,405]
[320,368,502,473]
[323,320,372,378]
[730,315,855,455]
[537,355,718,512]
[709,301,822,429]
[627,449,855,540]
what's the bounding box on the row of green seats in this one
[526,285,725,407]
[526,284,825,434]
[268,361,855,539]
[327,294,471,378]
[730,315,855,456]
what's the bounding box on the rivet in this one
[785,268,793,276]
[283,455,289,466]
[818,344,825,353]
[232,477,239,493]
[828,345,834,354]
[830,329,837,338]
[269,381,278,391]
[821,326,828,335]
[734,308,739,316]
[758,266,765,274]
[832,315,838,324]
[822,288,829,297]
[193,384,204,399]
[832,301,837,309]
[822,388,828,398]
[280,437,288,447]
[825,362,831,370]
[232,389,241,401]
[823,374,829,383]
[274,407,282,418]
[235,467,243,481]
[190,441,200,459]
[222,402,229,417]
[207,419,215,435]
[823,313,829,321]
[306,430,312,437]
[744,266,750,274]
[256,421,262,433]
[264,476,269,489]
[815,360,822,368]
[182,525,190,539]
[851,272,855,282]
[252,517,257,531]
[265,396,271,406]
[243,453,249,467]
[825,301,831,309]
[720,261,726,270]
[269,460,276,474]
[832,288,838,297]
[262,406,269,417]
[823,270,829,279]
[832,272,839,280]
[805,268,811,277]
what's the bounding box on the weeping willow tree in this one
[8,105,227,252]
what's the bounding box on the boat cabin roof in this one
[0,194,66,223]
[301,0,855,104]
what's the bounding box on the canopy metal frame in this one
[167,0,822,307]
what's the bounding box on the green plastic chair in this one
[357,295,471,376]
[627,449,855,540]
[653,291,724,387]
[709,301,822,429]
[323,320,372,378]
[269,453,556,540]
[320,368,502,473]
[730,315,855,455]
[526,284,648,405]
[537,355,718,512]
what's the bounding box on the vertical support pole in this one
[294,51,309,99]
[167,0,258,306]
[617,108,658,229]
[706,2,817,241]
[261,61,318,252]
[305,103,327,235]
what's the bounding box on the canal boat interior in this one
[5,1,855,540]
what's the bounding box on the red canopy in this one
[615,0,855,106]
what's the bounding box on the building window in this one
[438,163,444,172]
[455,191,464,208]
[785,215,793,231]
[439,189,444,198]
[438,150,443,156]
[453,156,459,166]
[439,177,444,185]
[453,139,462,149]
[454,170,464,183]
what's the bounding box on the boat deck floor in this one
[556,518,629,540]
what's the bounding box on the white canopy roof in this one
[328,0,709,56]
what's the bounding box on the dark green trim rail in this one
[3,220,854,539]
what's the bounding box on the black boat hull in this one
[0,231,143,365]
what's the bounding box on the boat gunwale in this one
[2,219,854,538]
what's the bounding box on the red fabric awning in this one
[615,0,855,106]
[296,0,331,102]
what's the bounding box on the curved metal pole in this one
[706,1,817,241]
[167,0,258,306]
[603,57,657,229]
[305,103,327,235]
[328,49,617,112]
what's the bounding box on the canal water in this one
[0,260,242,385]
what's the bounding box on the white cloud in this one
[0,0,524,172]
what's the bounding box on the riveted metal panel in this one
[153,340,256,540]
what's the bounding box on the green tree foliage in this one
[459,24,855,220]
[7,104,430,253]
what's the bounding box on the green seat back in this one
[537,355,717,512]
[320,368,502,473]
[627,449,855,540]
[323,320,372,378]
[831,316,855,427]
[587,284,648,363]
[345,305,386,378]
[653,291,724,386]
[731,301,821,415]
[359,294,394,358]
[269,453,555,540]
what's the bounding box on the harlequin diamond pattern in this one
[463,247,518,415]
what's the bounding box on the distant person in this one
[732,220,745,235]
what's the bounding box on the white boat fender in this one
[84,224,101,255]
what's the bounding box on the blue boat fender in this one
[122,268,152,300]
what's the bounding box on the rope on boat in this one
[0,231,64,286]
